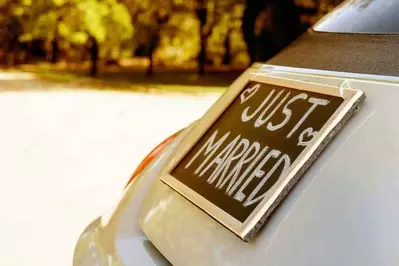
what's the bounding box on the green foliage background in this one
[1,0,134,61]
[0,0,343,66]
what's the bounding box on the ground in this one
[0,71,223,266]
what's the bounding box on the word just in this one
[241,84,330,139]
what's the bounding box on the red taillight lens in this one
[125,129,183,188]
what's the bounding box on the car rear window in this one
[313,0,399,34]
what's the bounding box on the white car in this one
[74,0,399,265]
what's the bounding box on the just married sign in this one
[162,74,365,241]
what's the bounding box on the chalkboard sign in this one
[162,74,365,241]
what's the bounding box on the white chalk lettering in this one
[240,84,260,104]
[254,89,285,128]
[243,154,291,207]
[297,127,317,147]
[260,92,291,130]
[241,89,275,122]
[217,141,261,192]
[233,149,282,202]
[208,138,250,185]
[184,130,230,174]
[267,93,308,132]
[180,85,337,211]
[227,146,269,196]
[287,97,330,138]
[199,135,241,177]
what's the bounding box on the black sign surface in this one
[171,81,344,222]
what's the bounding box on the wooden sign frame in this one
[161,70,365,241]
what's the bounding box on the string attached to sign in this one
[339,79,351,98]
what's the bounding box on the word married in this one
[185,130,291,208]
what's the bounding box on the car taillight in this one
[125,129,183,188]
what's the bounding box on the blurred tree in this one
[0,0,23,66]
[121,0,173,74]
[87,35,98,76]
[153,0,201,67]
[2,0,134,75]
[242,0,264,64]
[1,0,343,70]
[243,0,304,63]
[195,0,209,75]
[124,0,203,69]
[121,0,153,57]
[206,0,249,67]
[148,9,170,76]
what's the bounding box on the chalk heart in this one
[298,127,318,147]
[240,85,259,104]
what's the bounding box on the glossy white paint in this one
[74,126,194,266]
[74,65,399,266]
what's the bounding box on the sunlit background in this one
[0,73,221,266]
[1,0,344,72]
